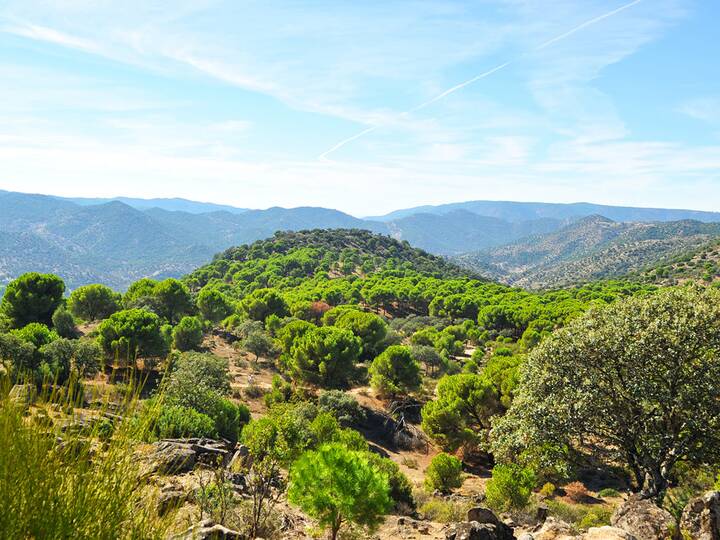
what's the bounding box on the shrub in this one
[52,307,78,339]
[419,498,471,523]
[597,487,620,498]
[539,482,556,497]
[365,453,415,511]
[172,316,204,352]
[318,390,364,426]
[0,388,171,538]
[154,404,218,439]
[424,453,463,493]
[564,481,591,503]
[485,463,536,511]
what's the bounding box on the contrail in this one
[318,0,644,161]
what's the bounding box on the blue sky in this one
[0,0,718,216]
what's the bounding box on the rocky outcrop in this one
[680,491,720,540]
[445,521,515,540]
[446,507,515,540]
[531,517,576,540]
[144,442,197,475]
[611,497,678,540]
[169,519,244,539]
[583,526,637,540]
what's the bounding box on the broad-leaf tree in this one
[491,286,720,503]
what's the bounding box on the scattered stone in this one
[169,519,245,539]
[611,496,678,540]
[680,491,720,540]
[583,526,637,540]
[517,534,534,540]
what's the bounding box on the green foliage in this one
[163,352,247,442]
[68,284,120,321]
[368,345,422,398]
[1,272,65,327]
[412,344,445,376]
[153,279,194,324]
[288,443,391,540]
[154,404,218,439]
[597,488,620,498]
[334,310,387,360]
[421,373,501,452]
[424,453,463,493]
[52,307,78,339]
[241,330,277,361]
[196,288,234,323]
[365,453,415,511]
[172,316,204,352]
[288,326,361,387]
[485,463,536,511]
[13,322,59,349]
[318,390,365,426]
[97,309,168,365]
[37,338,101,383]
[238,288,289,322]
[491,286,720,502]
[0,332,36,373]
[419,497,472,523]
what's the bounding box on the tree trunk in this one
[639,466,668,505]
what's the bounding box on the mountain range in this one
[2,188,720,290]
[454,215,720,289]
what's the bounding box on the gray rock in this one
[583,526,637,540]
[446,521,515,540]
[145,442,196,475]
[467,507,502,525]
[611,496,678,540]
[169,519,245,539]
[532,517,576,540]
[517,534,534,540]
[156,488,186,516]
[680,491,720,540]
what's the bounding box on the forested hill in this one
[185,229,474,295]
[455,216,720,289]
[633,238,720,286]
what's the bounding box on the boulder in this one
[467,507,503,525]
[582,526,637,540]
[532,517,577,540]
[169,519,245,539]
[144,441,196,475]
[680,491,720,540]
[445,521,515,540]
[611,497,678,540]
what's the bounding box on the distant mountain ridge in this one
[2,188,720,291]
[455,215,720,289]
[369,200,720,224]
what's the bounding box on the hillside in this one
[455,216,720,289]
[633,239,720,285]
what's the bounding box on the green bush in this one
[318,389,364,426]
[485,463,536,511]
[597,488,620,498]
[419,498,471,523]
[366,453,415,511]
[424,453,463,493]
[154,404,218,439]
